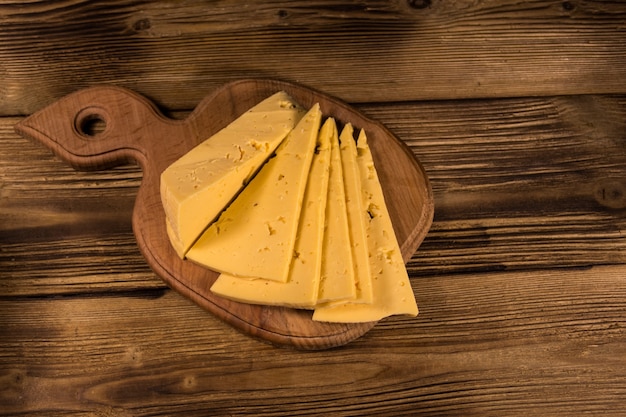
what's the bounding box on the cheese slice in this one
[316,118,356,304]
[160,91,305,258]
[187,104,322,282]
[337,123,373,304]
[209,117,332,307]
[313,129,418,322]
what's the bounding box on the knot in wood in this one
[595,179,626,210]
[133,18,152,32]
[562,1,576,12]
[408,0,431,9]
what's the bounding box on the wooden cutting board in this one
[14,79,434,350]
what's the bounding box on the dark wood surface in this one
[1,1,625,415]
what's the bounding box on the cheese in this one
[313,129,418,322]
[209,117,332,307]
[338,123,373,304]
[160,91,305,258]
[187,104,322,282]
[316,118,356,304]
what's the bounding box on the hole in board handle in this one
[74,107,110,138]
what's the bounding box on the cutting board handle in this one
[14,85,184,172]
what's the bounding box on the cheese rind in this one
[313,129,418,322]
[187,104,322,282]
[160,91,305,258]
[209,117,332,307]
[316,118,356,304]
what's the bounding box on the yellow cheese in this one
[313,129,418,322]
[337,123,373,304]
[187,104,322,282]
[316,118,356,304]
[160,91,305,258]
[209,117,332,307]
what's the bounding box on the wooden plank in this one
[359,94,626,275]
[0,117,161,295]
[1,266,624,415]
[3,94,626,295]
[1,0,625,115]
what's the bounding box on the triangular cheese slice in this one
[313,129,418,322]
[316,118,356,304]
[338,123,373,304]
[209,117,332,307]
[161,91,305,258]
[187,104,322,282]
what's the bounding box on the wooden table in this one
[2,1,625,415]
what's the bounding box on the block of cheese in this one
[316,118,356,304]
[160,91,305,258]
[313,129,418,322]
[209,116,332,307]
[337,123,373,304]
[186,104,322,282]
